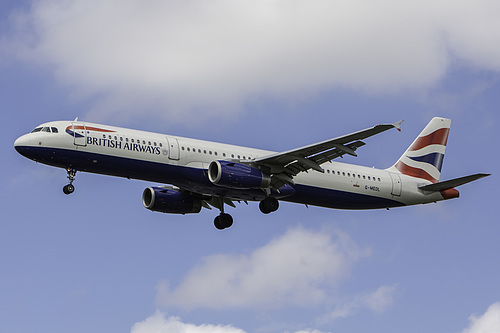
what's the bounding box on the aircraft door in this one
[71,122,87,146]
[166,136,180,160]
[389,172,402,196]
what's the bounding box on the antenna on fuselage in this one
[73,117,79,121]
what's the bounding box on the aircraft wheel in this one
[259,197,279,214]
[63,184,75,195]
[214,213,233,230]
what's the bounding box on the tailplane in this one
[388,117,451,183]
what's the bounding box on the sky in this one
[1,1,499,332]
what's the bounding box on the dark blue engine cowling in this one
[142,187,202,214]
[208,160,271,189]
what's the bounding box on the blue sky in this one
[1,1,499,332]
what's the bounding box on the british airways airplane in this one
[14,117,488,229]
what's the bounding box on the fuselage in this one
[14,120,452,211]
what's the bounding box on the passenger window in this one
[159,143,162,147]
[148,141,151,145]
[368,176,371,180]
[131,139,134,143]
[214,152,218,156]
[126,138,129,142]
[154,142,157,146]
[209,151,212,155]
[120,137,123,141]
[31,127,42,133]
[51,127,58,133]
[231,154,234,158]
[342,172,345,176]
[114,136,118,140]
[143,140,146,144]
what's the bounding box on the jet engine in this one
[208,160,271,189]
[142,187,202,214]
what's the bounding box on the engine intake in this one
[208,160,271,189]
[142,187,202,214]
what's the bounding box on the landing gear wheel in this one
[259,197,279,214]
[64,168,77,195]
[214,213,233,230]
[63,184,75,195]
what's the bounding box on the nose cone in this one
[14,134,33,158]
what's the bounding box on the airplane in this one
[14,117,489,229]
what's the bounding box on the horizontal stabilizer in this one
[419,173,490,192]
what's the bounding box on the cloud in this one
[319,284,398,323]
[460,302,500,333]
[156,227,368,310]
[130,311,246,333]
[130,311,333,333]
[3,0,500,121]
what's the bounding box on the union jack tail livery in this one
[390,117,451,183]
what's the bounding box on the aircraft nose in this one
[14,134,33,157]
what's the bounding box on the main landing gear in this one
[63,168,77,195]
[214,197,233,230]
[259,197,279,214]
[213,197,279,230]
[214,213,233,230]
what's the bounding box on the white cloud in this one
[130,311,246,333]
[460,303,500,333]
[130,311,333,333]
[4,0,500,121]
[319,284,398,323]
[156,227,368,310]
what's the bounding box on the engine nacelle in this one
[208,160,271,189]
[142,187,202,214]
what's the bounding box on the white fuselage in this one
[14,120,451,210]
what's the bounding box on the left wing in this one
[252,120,403,189]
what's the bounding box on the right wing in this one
[252,120,403,189]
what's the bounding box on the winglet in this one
[393,120,403,132]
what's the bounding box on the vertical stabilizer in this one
[388,117,451,183]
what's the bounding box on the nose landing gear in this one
[63,168,77,195]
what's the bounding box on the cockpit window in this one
[51,127,58,133]
[42,127,51,132]
[31,127,42,133]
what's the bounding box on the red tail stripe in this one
[409,128,449,151]
[395,161,438,183]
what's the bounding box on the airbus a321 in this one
[14,117,489,229]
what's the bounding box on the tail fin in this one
[388,117,451,183]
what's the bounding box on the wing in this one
[253,120,403,189]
